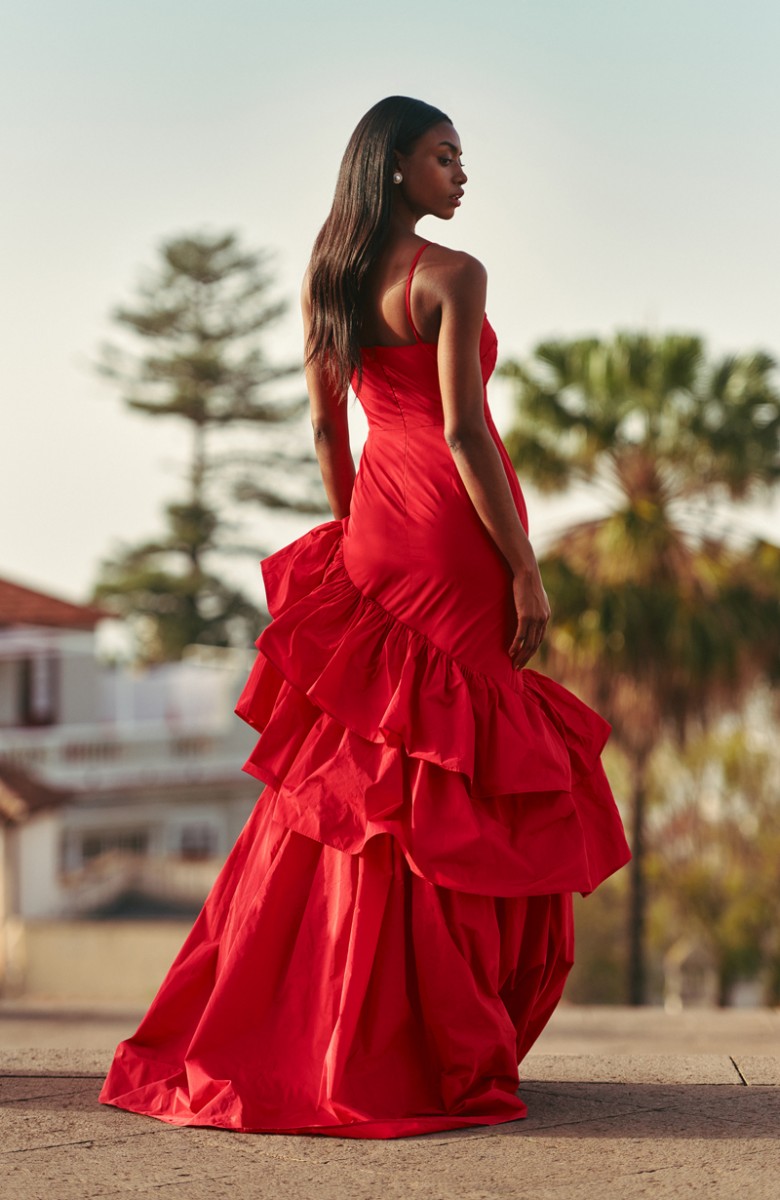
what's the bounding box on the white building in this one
[0,574,262,1000]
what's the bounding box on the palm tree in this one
[499,332,780,1004]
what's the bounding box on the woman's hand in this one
[509,565,551,669]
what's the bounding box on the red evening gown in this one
[99,243,631,1138]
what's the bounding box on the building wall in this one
[0,660,21,725]
[7,918,193,1004]
[0,826,10,987]
[57,650,101,725]
[0,628,100,727]
[17,815,65,918]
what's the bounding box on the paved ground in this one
[1,1006,779,1199]
[1,999,778,1055]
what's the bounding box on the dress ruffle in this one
[235,520,630,898]
[99,799,574,1136]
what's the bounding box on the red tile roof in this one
[0,576,109,631]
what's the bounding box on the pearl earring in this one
[392,171,403,184]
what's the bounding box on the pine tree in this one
[93,230,325,662]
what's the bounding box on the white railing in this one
[59,851,222,915]
[0,718,253,788]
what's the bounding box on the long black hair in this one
[306,96,451,392]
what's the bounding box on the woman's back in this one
[359,237,450,348]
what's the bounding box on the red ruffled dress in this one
[99,244,630,1138]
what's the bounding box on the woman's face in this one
[394,121,468,220]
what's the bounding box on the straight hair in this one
[306,96,450,392]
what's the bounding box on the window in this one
[80,829,149,863]
[180,824,217,861]
[19,655,58,726]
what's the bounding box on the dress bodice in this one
[352,315,498,430]
[349,240,498,430]
[343,240,528,628]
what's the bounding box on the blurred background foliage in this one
[567,725,780,1005]
[501,333,780,1003]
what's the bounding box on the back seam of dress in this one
[366,356,411,558]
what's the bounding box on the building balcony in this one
[0,718,253,791]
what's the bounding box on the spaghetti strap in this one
[404,241,432,344]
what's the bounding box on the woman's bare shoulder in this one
[421,245,487,305]
[421,245,487,313]
[423,243,486,281]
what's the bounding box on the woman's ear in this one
[392,152,407,185]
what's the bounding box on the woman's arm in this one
[436,255,550,668]
[301,276,356,520]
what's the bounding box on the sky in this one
[2,0,779,606]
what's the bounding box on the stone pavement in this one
[1,1007,779,1199]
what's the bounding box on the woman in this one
[100,96,630,1138]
